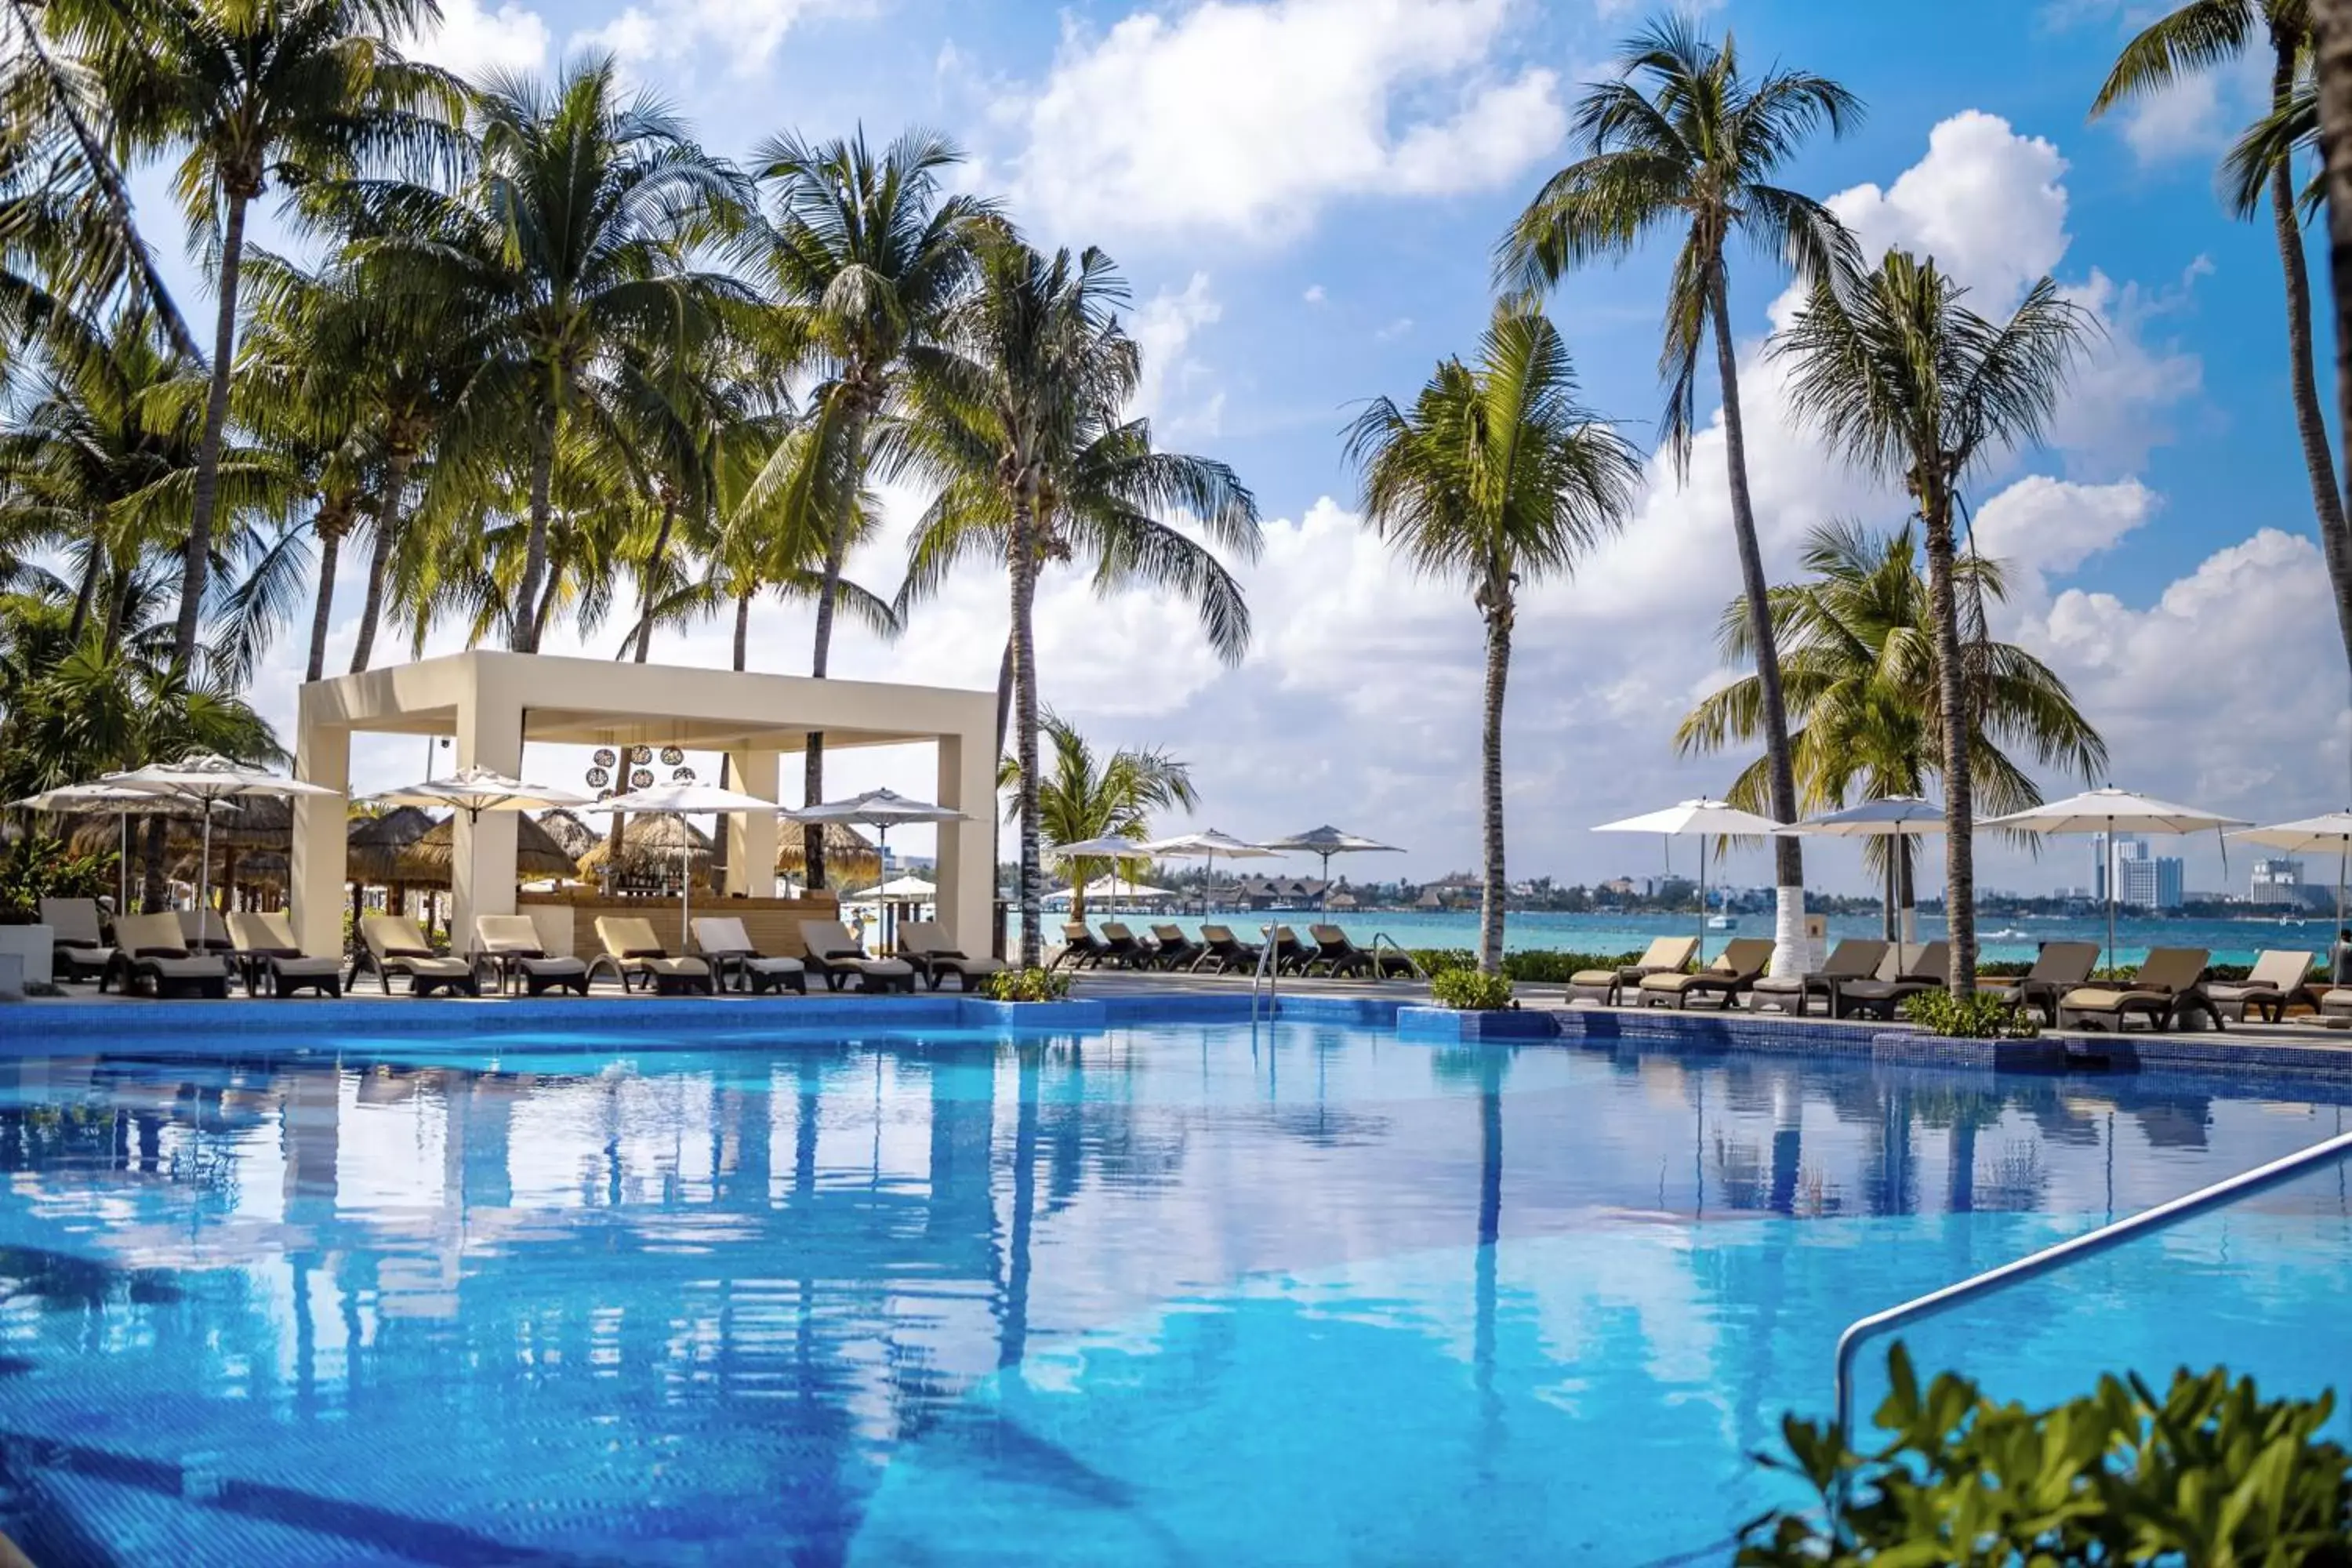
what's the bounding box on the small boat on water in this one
[1706,914,1736,930]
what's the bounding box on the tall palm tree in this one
[2314,4,2352,562]
[899,238,1260,966]
[1770,249,2094,995]
[998,712,1199,923]
[38,0,461,667]
[1497,13,1860,978]
[1345,307,1642,975]
[2094,0,2352,676]
[746,128,996,887]
[1676,521,2107,933]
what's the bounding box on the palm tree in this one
[1497,13,1860,978]
[38,0,460,668]
[1345,307,1642,975]
[745,129,996,887]
[998,712,1199,924]
[898,238,1260,967]
[2314,5,2352,551]
[1676,521,2107,934]
[1770,249,2095,995]
[2094,1,2352,676]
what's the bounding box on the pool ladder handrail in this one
[1367,933,1425,979]
[1250,921,1279,1024]
[1832,1126,2352,1454]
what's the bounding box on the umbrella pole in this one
[2106,814,2117,978]
[118,812,129,916]
[199,806,214,930]
[1697,837,1708,964]
[679,815,691,952]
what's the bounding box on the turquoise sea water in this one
[4,1022,2352,1561]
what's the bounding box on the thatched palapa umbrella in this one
[535,808,599,862]
[348,807,437,885]
[576,813,717,887]
[401,815,582,884]
[778,821,880,887]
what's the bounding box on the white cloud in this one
[574,0,852,71]
[1824,111,2070,312]
[2113,53,2270,165]
[1374,316,1414,342]
[1303,284,1327,306]
[1131,271,1226,437]
[1006,0,1566,243]
[1969,474,2158,615]
[405,0,550,77]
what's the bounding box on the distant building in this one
[2250,857,2307,908]
[2091,833,2181,910]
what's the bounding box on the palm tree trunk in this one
[349,446,416,675]
[1477,599,1511,976]
[2271,35,2352,678]
[1010,481,1045,968]
[140,814,167,913]
[800,469,860,891]
[1924,496,1976,996]
[994,638,1014,758]
[172,186,252,667]
[631,495,677,662]
[732,588,752,672]
[1708,267,1806,978]
[510,405,558,653]
[306,518,343,684]
[66,546,100,645]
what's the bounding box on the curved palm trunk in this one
[731,588,752,672]
[172,187,252,667]
[800,400,869,890]
[140,814,167,912]
[306,515,343,684]
[2270,38,2352,681]
[1923,497,1977,996]
[2317,0,2352,798]
[66,546,101,645]
[1478,599,1511,975]
[1708,268,1806,978]
[347,448,415,675]
[510,405,558,653]
[630,495,677,662]
[1010,481,1045,968]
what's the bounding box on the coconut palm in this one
[36,0,461,667]
[710,414,898,673]
[898,238,1260,967]
[998,712,1199,923]
[2094,1,2352,674]
[1676,520,2107,932]
[1345,307,1642,975]
[1770,249,2095,995]
[1497,13,1860,976]
[744,128,996,887]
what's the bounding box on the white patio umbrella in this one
[786,789,971,949]
[2231,810,2352,950]
[365,766,593,824]
[1135,829,1281,913]
[106,753,343,927]
[1050,833,1156,922]
[1262,826,1405,909]
[1594,798,1785,960]
[1778,796,1947,942]
[1982,787,2250,974]
[599,780,785,949]
[9,782,231,916]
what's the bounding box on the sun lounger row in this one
[1049,921,1414,979]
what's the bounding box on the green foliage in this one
[1902,989,2042,1040]
[1739,1345,2352,1566]
[1430,968,1514,1011]
[1414,948,1642,983]
[0,834,114,921]
[978,967,1073,1004]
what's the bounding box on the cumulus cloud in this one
[1131,272,1226,438]
[405,0,551,77]
[1823,111,2071,310]
[573,0,854,71]
[1005,0,1566,243]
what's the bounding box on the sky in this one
[130,0,2352,895]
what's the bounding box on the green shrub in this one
[1901,990,2041,1040]
[1739,1345,2352,1566]
[1430,969,1514,1011]
[978,967,1073,1003]
[1412,949,1645,983]
[0,835,114,923]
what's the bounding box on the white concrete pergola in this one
[289,651,998,958]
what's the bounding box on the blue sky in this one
[161,0,2352,893]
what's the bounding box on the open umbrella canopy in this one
[1051,834,1156,860]
[366,767,592,818]
[2230,811,2352,855]
[1593,798,1787,838]
[786,788,970,829]
[1054,877,1174,901]
[1263,826,1401,855]
[1979,787,2249,836]
[600,781,782,816]
[1137,829,1279,859]
[1776,797,1947,836]
[11,782,223,815]
[844,874,938,902]
[107,753,341,803]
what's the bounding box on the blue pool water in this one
[3,1023,2352,1563]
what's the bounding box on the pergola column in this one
[451,682,524,950]
[935,725,997,957]
[290,701,350,959]
[726,750,779,898]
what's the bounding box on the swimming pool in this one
[3,1021,2350,1563]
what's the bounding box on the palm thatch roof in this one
[575,813,716,877]
[398,815,580,884]
[777,820,881,881]
[348,807,438,884]
[535,808,599,861]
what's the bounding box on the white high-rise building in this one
[2250,858,2306,908]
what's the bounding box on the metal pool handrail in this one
[1251,922,1279,1024]
[1834,1126,2352,1444]
[1369,933,1426,979]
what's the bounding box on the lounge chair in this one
[2324,989,2352,1025]
[896,920,1008,991]
[1748,939,1891,1018]
[105,914,230,999]
[354,914,482,998]
[225,912,344,998]
[2204,949,2321,1024]
[475,915,590,997]
[1566,936,1697,1005]
[1829,942,1952,1021]
[1268,925,1314,976]
[176,908,235,954]
[1191,924,1261,974]
[1305,924,1415,979]
[1149,924,1206,971]
[1049,921,1109,971]
[1637,938,1776,1011]
[797,920,916,993]
[688,916,807,995]
[1983,942,2102,1027]
[2056,948,2216,1033]
[1097,922,1160,971]
[587,916,715,996]
[38,898,115,984]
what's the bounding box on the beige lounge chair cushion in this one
[2060,987,2166,1014]
[1640,971,1737,996]
[39,898,107,946]
[267,956,345,978]
[898,922,1003,971]
[477,914,562,955]
[742,955,805,976]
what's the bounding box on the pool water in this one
[5,1024,2352,1564]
